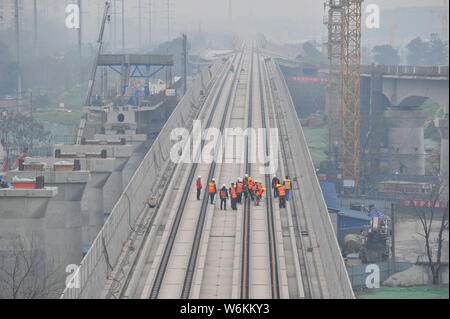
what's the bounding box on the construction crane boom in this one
[325,0,363,192]
[84,1,111,106]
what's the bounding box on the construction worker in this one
[271,176,280,198]
[243,174,249,200]
[255,182,265,206]
[236,178,244,204]
[195,176,202,200]
[278,184,286,208]
[208,178,217,205]
[247,177,255,201]
[229,183,238,210]
[284,176,292,201]
[219,184,229,210]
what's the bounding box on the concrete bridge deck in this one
[60,41,354,299]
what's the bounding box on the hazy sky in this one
[174,0,444,19]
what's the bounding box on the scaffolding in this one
[325,0,363,192]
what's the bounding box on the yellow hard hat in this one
[277,184,281,187]
[263,188,266,191]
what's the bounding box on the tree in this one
[401,179,449,285]
[406,37,429,66]
[426,33,448,65]
[0,40,18,97]
[406,35,449,66]
[0,112,51,169]
[372,45,400,65]
[0,236,61,299]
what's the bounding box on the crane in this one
[84,1,112,106]
[325,0,363,193]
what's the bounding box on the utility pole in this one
[148,0,152,48]
[33,0,38,50]
[138,0,142,48]
[390,203,396,275]
[167,0,170,43]
[182,34,187,95]
[14,0,22,101]
[113,0,117,51]
[78,0,83,84]
[122,0,125,52]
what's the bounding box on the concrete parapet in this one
[21,156,116,253]
[54,144,133,159]
[384,107,427,175]
[0,187,57,297]
[5,170,89,274]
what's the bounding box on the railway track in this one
[149,44,248,299]
[262,56,323,298]
[256,48,281,299]
[104,45,240,299]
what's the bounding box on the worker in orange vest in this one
[208,178,217,204]
[254,182,265,206]
[284,176,292,201]
[247,177,255,201]
[229,183,238,210]
[278,184,286,208]
[219,184,229,210]
[195,176,202,200]
[243,174,249,200]
[236,178,244,204]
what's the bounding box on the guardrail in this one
[360,65,449,77]
[60,61,222,298]
[273,61,355,298]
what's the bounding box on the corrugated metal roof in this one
[319,181,371,222]
[319,181,340,211]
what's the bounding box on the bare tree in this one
[401,178,449,285]
[0,235,61,299]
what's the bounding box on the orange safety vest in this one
[248,180,254,189]
[278,186,286,197]
[237,182,243,192]
[256,187,263,196]
[220,189,227,198]
[196,179,202,189]
[230,188,237,199]
[208,182,216,193]
[284,179,292,190]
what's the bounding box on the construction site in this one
[0,0,448,303]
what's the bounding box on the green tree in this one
[406,37,429,65]
[0,40,17,96]
[426,33,448,65]
[372,45,400,65]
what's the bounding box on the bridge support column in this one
[384,107,427,175]
[436,115,449,201]
[0,187,57,297]
[9,171,89,277]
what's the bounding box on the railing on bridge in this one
[360,64,449,77]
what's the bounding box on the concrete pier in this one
[7,169,89,273]
[384,107,427,175]
[21,157,116,251]
[54,144,133,214]
[436,115,449,201]
[93,134,149,189]
[0,187,57,297]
